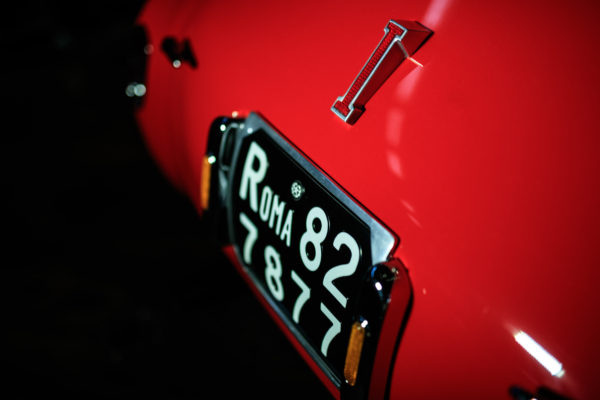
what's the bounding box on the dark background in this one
[5,2,330,398]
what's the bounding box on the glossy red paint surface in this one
[135,0,600,398]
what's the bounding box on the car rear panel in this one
[135,1,600,398]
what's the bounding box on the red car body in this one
[134,0,600,398]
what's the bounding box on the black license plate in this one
[225,113,396,386]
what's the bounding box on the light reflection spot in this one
[514,331,564,377]
[125,83,146,98]
[133,84,146,97]
[386,151,403,178]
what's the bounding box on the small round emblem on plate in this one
[291,180,305,200]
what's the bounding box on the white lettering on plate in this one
[269,194,286,236]
[259,185,273,222]
[238,140,294,248]
[280,210,293,248]
[239,141,269,213]
[238,140,364,360]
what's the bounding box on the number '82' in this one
[239,206,360,357]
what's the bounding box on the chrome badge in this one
[331,20,433,125]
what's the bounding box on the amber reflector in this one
[200,155,213,210]
[344,321,366,386]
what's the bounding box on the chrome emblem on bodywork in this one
[331,20,433,125]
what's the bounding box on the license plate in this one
[224,113,397,386]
